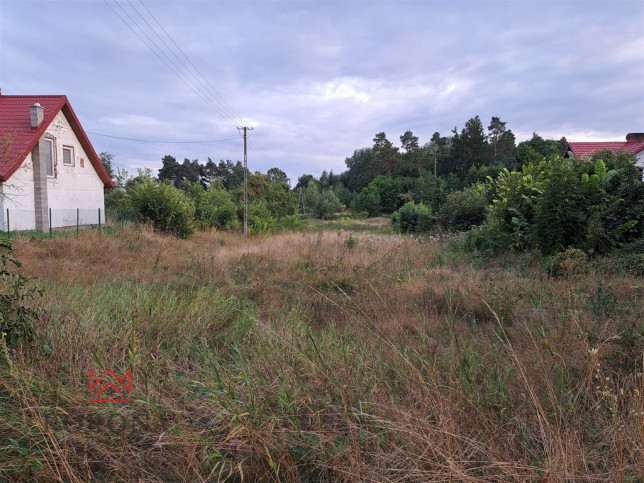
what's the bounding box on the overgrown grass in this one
[300,215,392,234]
[1,225,643,481]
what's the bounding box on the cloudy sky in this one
[1,0,643,183]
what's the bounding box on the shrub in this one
[128,179,196,238]
[485,162,549,249]
[0,239,42,348]
[352,187,381,217]
[533,158,589,255]
[277,214,303,231]
[304,182,345,219]
[185,180,239,230]
[393,202,432,234]
[544,248,589,277]
[248,199,276,235]
[437,186,488,231]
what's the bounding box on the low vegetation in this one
[1,223,642,481]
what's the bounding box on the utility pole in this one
[238,126,253,236]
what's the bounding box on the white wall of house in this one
[0,155,36,231]
[45,111,105,228]
[635,151,644,181]
[0,110,105,231]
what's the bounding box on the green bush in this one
[185,180,239,230]
[437,186,488,231]
[128,179,196,238]
[393,202,432,234]
[484,162,549,250]
[248,199,276,235]
[533,158,588,255]
[533,156,644,255]
[352,187,381,217]
[277,214,303,231]
[544,248,589,277]
[0,240,42,348]
[305,182,344,219]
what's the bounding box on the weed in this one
[0,239,43,347]
[2,227,642,480]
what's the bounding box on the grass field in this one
[1,221,643,481]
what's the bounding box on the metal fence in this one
[1,208,120,238]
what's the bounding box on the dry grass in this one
[1,224,643,481]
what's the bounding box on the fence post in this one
[76,208,80,237]
[98,208,101,233]
[6,208,9,238]
[49,208,53,238]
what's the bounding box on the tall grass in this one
[1,224,642,481]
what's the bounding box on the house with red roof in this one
[565,133,644,181]
[0,91,113,232]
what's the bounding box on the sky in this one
[1,0,643,184]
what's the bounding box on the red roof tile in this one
[0,94,114,188]
[567,141,644,159]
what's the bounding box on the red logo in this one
[88,369,131,403]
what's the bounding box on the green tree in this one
[428,132,450,177]
[295,174,316,191]
[451,115,491,174]
[157,155,180,187]
[342,147,378,192]
[352,184,381,217]
[184,180,239,230]
[516,133,566,167]
[233,171,297,221]
[437,185,488,231]
[487,117,517,168]
[400,130,423,176]
[267,167,289,185]
[373,132,399,179]
[99,152,115,180]
[304,181,344,219]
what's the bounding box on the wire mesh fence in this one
[1,208,130,238]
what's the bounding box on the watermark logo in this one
[88,369,131,403]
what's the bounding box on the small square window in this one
[63,146,74,166]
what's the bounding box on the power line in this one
[103,0,242,127]
[103,0,276,206]
[138,0,249,127]
[248,130,278,171]
[87,131,242,144]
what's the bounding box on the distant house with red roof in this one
[565,133,644,181]
[0,91,114,232]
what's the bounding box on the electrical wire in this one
[138,0,249,127]
[103,0,276,179]
[248,130,278,171]
[87,131,242,144]
[103,0,242,128]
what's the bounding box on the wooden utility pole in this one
[238,126,253,236]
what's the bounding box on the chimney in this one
[30,103,44,128]
[626,133,644,144]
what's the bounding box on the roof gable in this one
[0,94,114,188]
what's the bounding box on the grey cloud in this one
[1,0,642,183]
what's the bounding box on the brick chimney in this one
[30,103,44,128]
[626,133,644,144]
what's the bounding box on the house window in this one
[63,146,74,166]
[44,138,55,177]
